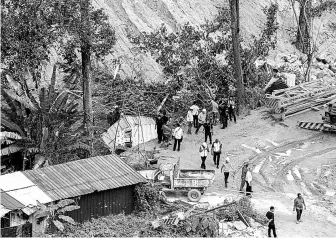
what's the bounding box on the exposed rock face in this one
[91,0,336,81]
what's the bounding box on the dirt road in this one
[142,108,336,236]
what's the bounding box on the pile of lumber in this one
[265,79,336,117]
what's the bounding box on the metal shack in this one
[102,115,156,151]
[0,154,146,235]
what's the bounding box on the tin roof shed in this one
[0,154,146,217]
[22,154,146,201]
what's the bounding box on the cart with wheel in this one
[158,159,216,202]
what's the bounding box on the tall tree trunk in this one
[296,0,312,54]
[230,0,244,115]
[80,0,93,152]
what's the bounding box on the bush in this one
[134,183,161,213]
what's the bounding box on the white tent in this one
[102,115,157,150]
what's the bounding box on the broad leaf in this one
[58,205,80,213]
[0,116,25,136]
[0,131,22,140]
[52,220,64,231]
[0,144,23,156]
[34,210,51,219]
[58,215,76,225]
[57,199,76,208]
[3,88,37,111]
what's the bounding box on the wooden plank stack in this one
[265,79,336,117]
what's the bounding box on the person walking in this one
[186,107,193,134]
[203,120,213,144]
[155,112,163,144]
[195,109,207,134]
[199,142,210,169]
[210,99,219,125]
[190,101,199,128]
[293,193,306,224]
[245,167,253,196]
[212,139,222,168]
[240,162,249,192]
[228,97,236,124]
[173,123,183,152]
[266,206,277,237]
[221,157,234,188]
[219,100,228,129]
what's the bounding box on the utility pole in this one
[230,0,244,115]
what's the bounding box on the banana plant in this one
[1,65,91,170]
[34,199,80,233]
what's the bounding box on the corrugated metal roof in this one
[0,189,24,210]
[22,154,146,201]
[124,115,155,127]
[0,172,53,207]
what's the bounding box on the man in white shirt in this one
[186,107,193,134]
[173,123,184,152]
[190,101,199,128]
[221,157,234,188]
[245,167,253,196]
[195,109,207,134]
[212,139,222,168]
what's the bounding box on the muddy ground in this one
[133,107,336,237]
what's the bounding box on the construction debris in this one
[265,79,336,116]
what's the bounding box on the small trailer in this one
[156,159,216,202]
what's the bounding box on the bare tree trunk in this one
[80,0,93,152]
[296,0,312,54]
[230,0,244,115]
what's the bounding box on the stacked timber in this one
[265,79,336,117]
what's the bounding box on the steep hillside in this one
[92,0,336,81]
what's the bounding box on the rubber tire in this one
[188,189,202,202]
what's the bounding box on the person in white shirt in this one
[220,157,234,188]
[186,107,193,134]
[199,142,210,169]
[212,139,222,168]
[245,167,253,196]
[173,123,183,152]
[195,109,207,134]
[190,101,200,128]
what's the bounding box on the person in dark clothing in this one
[219,101,228,129]
[107,111,114,126]
[293,193,306,224]
[155,113,163,143]
[161,111,169,125]
[266,206,277,237]
[228,98,236,123]
[203,120,213,144]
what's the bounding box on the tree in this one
[229,0,244,114]
[1,0,58,77]
[1,65,90,171]
[296,0,312,54]
[54,0,116,142]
